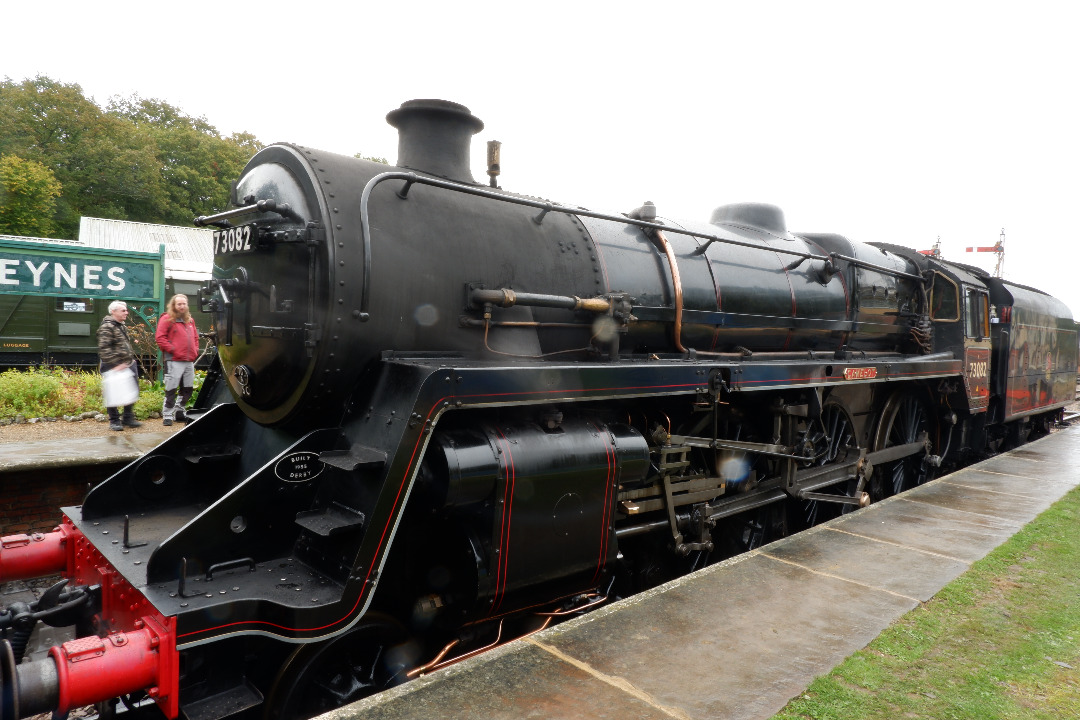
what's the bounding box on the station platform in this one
[0,431,174,473]
[325,426,1080,720]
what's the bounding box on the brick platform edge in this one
[1,463,124,535]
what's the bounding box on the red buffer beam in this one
[0,528,72,583]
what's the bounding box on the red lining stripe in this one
[591,424,616,585]
[492,430,516,614]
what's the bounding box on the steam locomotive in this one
[1,99,1076,720]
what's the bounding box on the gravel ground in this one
[0,414,185,442]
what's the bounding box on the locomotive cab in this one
[927,263,993,413]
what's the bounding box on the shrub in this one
[127,321,162,378]
[0,367,88,417]
[0,366,203,421]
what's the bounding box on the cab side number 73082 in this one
[213,225,254,255]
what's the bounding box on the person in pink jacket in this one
[155,294,200,426]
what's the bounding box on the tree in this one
[107,96,262,225]
[0,154,63,236]
[0,76,163,236]
[0,76,264,234]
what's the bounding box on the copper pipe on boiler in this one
[471,288,612,313]
[651,229,687,353]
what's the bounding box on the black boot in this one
[121,407,143,428]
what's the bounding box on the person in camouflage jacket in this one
[97,300,142,431]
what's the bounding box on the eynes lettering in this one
[0,258,126,291]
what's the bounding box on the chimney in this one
[386,99,484,183]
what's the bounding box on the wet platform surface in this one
[0,431,174,472]
[327,427,1080,720]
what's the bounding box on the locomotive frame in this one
[1,99,1076,720]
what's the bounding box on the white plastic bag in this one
[102,367,139,407]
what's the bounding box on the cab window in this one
[929,273,959,321]
[964,288,990,339]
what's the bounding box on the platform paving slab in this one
[327,640,678,720]
[974,438,1080,479]
[829,496,1019,563]
[762,521,972,602]
[904,468,1063,520]
[329,426,1080,720]
[0,431,174,472]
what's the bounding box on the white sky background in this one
[5,1,1079,316]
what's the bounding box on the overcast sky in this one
[6,1,1079,316]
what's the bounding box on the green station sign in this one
[0,239,163,301]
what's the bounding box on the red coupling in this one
[0,526,71,583]
[49,616,179,719]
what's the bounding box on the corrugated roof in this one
[78,217,215,270]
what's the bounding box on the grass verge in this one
[772,483,1080,719]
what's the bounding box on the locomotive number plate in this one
[213,225,255,255]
